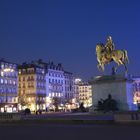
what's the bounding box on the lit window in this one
[1,64,4,69]
[28,97,31,102]
[23,77,25,81]
[1,79,3,84]
[42,70,44,74]
[1,72,4,77]
[5,79,7,84]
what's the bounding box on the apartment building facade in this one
[0,59,18,112]
[18,63,46,111]
[79,82,92,108]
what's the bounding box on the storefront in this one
[0,103,18,113]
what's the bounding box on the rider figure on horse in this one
[105,36,115,52]
[105,36,115,59]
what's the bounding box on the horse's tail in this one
[123,50,129,64]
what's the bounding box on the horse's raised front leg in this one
[97,63,102,71]
[101,63,105,71]
[97,63,104,72]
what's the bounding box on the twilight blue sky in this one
[0,0,140,80]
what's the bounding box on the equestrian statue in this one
[96,36,129,73]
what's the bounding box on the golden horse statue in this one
[96,43,129,73]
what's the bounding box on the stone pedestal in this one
[90,75,137,111]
